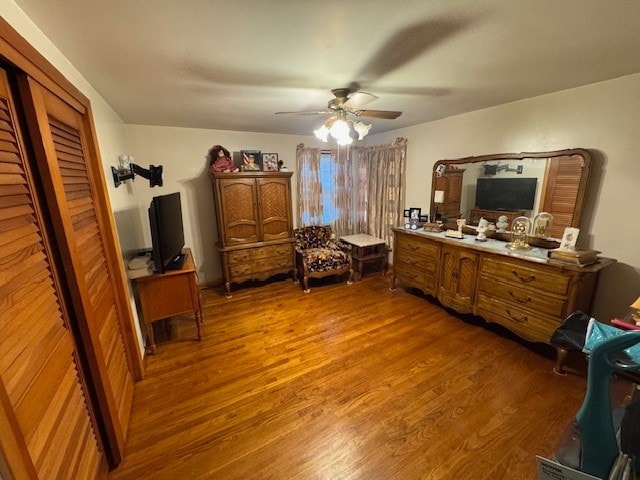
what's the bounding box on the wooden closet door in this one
[0,68,107,478]
[18,76,135,464]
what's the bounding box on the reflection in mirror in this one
[430,149,591,240]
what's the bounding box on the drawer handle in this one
[512,270,535,283]
[508,291,531,304]
[409,244,421,251]
[407,258,420,265]
[506,309,528,324]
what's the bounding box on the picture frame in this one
[559,227,580,251]
[240,150,262,171]
[408,207,421,222]
[262,153,279,171]
[419,215,429,223]
[403,209,410,219]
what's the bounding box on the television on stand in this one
[148,192,186,274]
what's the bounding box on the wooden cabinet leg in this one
[390,275,397,291]
[554,346,568,375]
[146,323,156,355]
[224,281,232,298]
[195,314,202,341]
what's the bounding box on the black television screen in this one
[149,192,185,273]
[475,177,538,211]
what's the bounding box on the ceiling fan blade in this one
[356,109,402,119]
[343,91,378,109]
[275,110,332,116]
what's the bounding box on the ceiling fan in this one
[276,87,402,120]
[276,88,402,144]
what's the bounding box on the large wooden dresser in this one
[211,171,296,297]
[392,228,615,354]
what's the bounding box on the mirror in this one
[430,149,591,240]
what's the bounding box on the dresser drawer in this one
[394,247,436,272]
[477,277,567,318]
[229,255,293,277]
[227,244,293,265]
[475,293,559,343]
[227,249,251,265]
[395,234,439,263]
[394,261,437,293]
[251,243,293,260]
[480,256,570,295]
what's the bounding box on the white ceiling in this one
[13,0,640,136]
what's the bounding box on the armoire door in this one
[17,75,136,465]
[257,175,293,242]
[215,176,260,245]
[0,67,107,478]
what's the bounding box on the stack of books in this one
[548,248,600,265]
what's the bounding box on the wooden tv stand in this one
[391,228,615,369]
[134,248,202,354]
[469,208,526,225]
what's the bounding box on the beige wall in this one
[369,73,640,320]
[124,125,316,285]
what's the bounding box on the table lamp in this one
[433,190,445,222]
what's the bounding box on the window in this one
[296,139,407,243]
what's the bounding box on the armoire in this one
[211,171,296,297]
[0,18,141,479]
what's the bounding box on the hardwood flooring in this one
[108,273,587,480]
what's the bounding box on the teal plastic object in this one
[583,319,640,360]
[576,331,640,478]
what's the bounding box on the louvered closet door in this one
[0,68,107,478]
[18,76,135,464]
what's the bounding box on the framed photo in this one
[419,215,429,223]
[403,209,410,219]
[262,153,279,171]
[240,150,262,171]
[559,227,580,250]
[409,207,421,222]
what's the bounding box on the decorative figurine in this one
[457,218,466,234]
[496,215,509,233]
[475,217,489,242]
[208,145,238,173]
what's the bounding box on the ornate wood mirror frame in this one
[430,148,592,242]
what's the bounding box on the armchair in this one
[294,225,353,293]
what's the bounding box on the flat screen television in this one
[475,177,538,211]
[148,192,186,273]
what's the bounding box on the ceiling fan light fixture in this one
[314,124,330,142]
[354,121,372,140]
[329,118,350,141]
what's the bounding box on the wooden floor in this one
[108,273,588,480]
